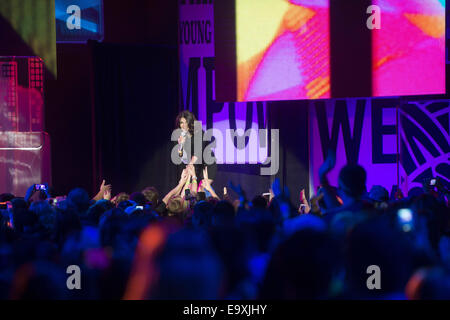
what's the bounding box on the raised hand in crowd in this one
[163,169,190,205]
[309,192,324,216]
[269,188,274,203]
[229,181,247,209]
[318,149,336,187]
[202,167,219,199]
[93,179,112,201]
[229,181,244,198]
[24,183,51,203]
[104,187,112,201]
[180,168,189,184]
[317,149,341,211]
[271,177,292,202]
[270,178,295,220]
[298,189,310,214]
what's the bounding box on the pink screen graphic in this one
[237,0,330,101]
[236,0,445,101]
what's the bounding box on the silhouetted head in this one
[192,201,213,228]
[10,261,68,299]
[251,195,268,210]
[99,208,129,247]
[12,208,38,234]
[118,200,134,211]
[114,192,130,206]
[338,164,367,201]
[86,200,114,226]
[54,208,82,244]
[260,228,340,299]
[167,196,188,224]
[368,185,389,203]
[129,192,148,206]
[67,188,91,214]
[142,187,160,206]
[150,229,223,299]
[29,201,56,234]
[211,201,235,227]
[346,215,415,298]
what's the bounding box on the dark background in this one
[45,0,179,196]
[90,42,179,196]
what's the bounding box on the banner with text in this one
[179,0,269,167]
[309,98,450,195]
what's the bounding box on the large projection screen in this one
[215,0,445,102]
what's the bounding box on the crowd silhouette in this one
[0,151,449,300]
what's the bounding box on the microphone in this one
[178,130,187,157]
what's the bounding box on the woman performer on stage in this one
[175,110,217,193]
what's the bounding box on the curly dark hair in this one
[175,110,196,135]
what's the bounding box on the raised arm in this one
[318,150,341,210]
[202,167,220,200]
[298,189,311,214]
[93,180,112,201]
[229,181,248,212]
[163,169,189,205]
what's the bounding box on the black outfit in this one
[177,129,217,181]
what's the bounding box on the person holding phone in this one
[24,183,51,203]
